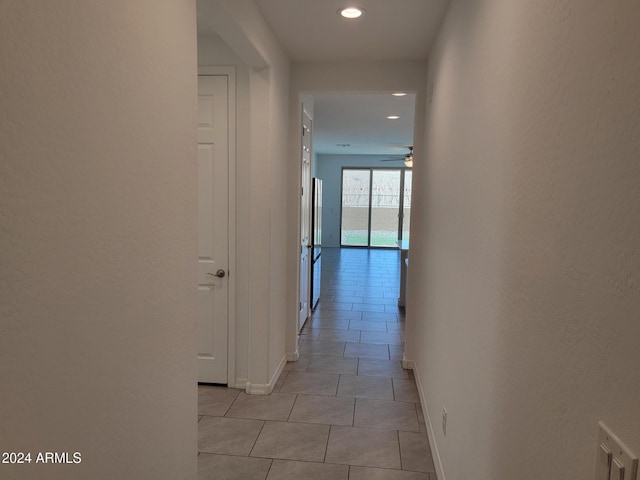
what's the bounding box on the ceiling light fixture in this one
[339,7,364,19]
[379,146,413,166]
[392,92,407,97]
[386,115,400,120]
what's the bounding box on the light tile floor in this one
[198,247,437,480]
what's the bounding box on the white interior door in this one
[197,75,229,384]
[299,109,312,331]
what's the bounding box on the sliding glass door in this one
[370,170,401,247]
[341,168,412,248]
[340,169,370,246]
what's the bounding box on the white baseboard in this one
[412,362,446,480]
[286,349,299,362]
[272,353,287,388]
[402,354,415,370]
[245,382,270,395]
[245,354,287,395]
[229,377,248,390]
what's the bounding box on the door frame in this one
[198,65,237,387]
[298,107,313,332]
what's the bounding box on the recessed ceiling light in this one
[386,115,400,120]
[339,7,364,19]
[392,92,407,97]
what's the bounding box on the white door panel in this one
[197,75,229,384]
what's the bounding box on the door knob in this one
[207,269,226,278]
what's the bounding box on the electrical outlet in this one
[442,408,447,436]
[596,422,638,480]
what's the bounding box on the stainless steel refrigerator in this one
[310,178,322,310]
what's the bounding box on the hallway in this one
[198,247,436,480]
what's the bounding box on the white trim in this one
[402,354,415,371]
[198,66,237,388]
[245,354,287,395]
[293,102,314,343]
[286,349,300,362]
[271,353,288,391]
[245,383,268,395]
[292,101,303,356]
[231,378,248,390]
[413,362,446,480]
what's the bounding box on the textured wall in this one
[0,2,197,478]
[407,1,640,479]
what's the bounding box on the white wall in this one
[406,1,640,479]
[0,2,197,479]
[315,155,409,248]
[197,0,291,393]
[266,60,292,384]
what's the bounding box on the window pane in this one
[402,170,412,241]
[370,170,401,247]
[341,170,370,246]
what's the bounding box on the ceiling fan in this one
[380,146,413,167]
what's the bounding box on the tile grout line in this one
[396,429,404,472]
[391,375,397,401]
[263,459,275,479]
[323,424,332,464]
[351,387,357,427]
[246,419,267,458]
[285,394,298,423]
[222,389,241,417]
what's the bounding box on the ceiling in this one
[313,93,416,156]
[253,0,450,62]
[198,0,451,158]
